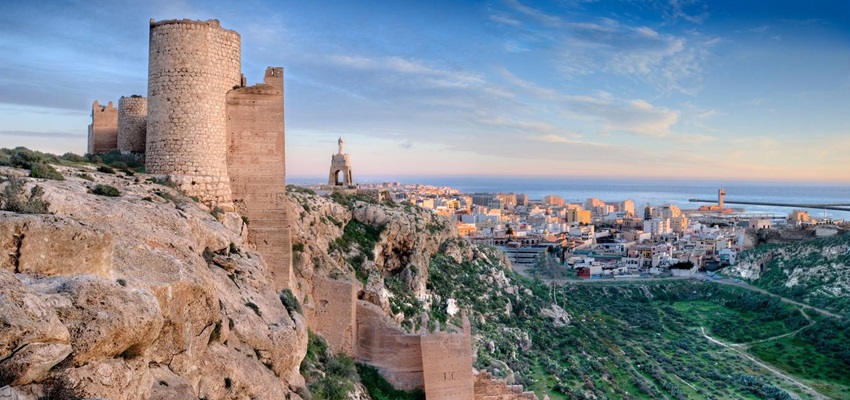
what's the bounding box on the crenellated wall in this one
[146,19,241,207]
[117,96,147,153]
[88,100,118,154]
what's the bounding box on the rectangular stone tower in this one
[226,67,292,291]
[87,100,118,154]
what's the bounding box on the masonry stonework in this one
[117,96,147,153]
[87,100,118,154]
[474,372,540,400]
[420,316,475,399]
[306,278,357,356]
[355,301,425,390]
[226,67,292,290]
[146,19,241,206]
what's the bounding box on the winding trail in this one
[700,326,827,400]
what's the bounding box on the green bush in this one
[97,165,115,174]
[92,184,120,197]
[1,176,50,214]
[280,289,303,315]
[29,163,64,180]
[76,172,94,181]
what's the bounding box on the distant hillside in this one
[724,233,850,317]
[289,188,848,399]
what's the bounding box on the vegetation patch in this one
[29,162,64,180]
[91,184,120,197]
[356,363,425,400]
[0,176,50,214]
[301,331,359,400]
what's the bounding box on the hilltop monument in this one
[328,136,354,187]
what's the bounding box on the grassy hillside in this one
[422,246,849,399]
[291,191,849,399]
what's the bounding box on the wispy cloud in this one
[504,0,562,27]
[327,55,485,89]
[498,68,683,138]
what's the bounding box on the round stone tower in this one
[117,95,147,153]
[146,19,242,207]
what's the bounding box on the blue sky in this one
[1,0,848,181]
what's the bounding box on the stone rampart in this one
[117,96,147,153]
[146,19,241,207]
[88,100,118,154]
[474,372,540,400]
[226,67,291,290]
[355,301,424,390]
[421,316,475,399]
[307,277,357,356]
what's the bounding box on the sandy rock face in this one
[0,213,113,277]
[0,270,71,386]
[0,167,308,399]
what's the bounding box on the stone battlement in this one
[149,18,240,37]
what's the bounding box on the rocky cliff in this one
[724,233,850,316]
[1,165,307,399]
[1,157,547,400]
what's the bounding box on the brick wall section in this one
[146,19,241,207]
[307,278,357,356]
[420,317,475,399]
[117,96,147,153]
[355,301,425,390]
[225,67,291,291]
[88,100,118,154]
[474,372,540,400]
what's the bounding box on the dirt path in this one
[701,327,827,400]
[691,276,844,319]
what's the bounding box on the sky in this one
[0,0,849,182]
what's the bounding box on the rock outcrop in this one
[0,166,307,399]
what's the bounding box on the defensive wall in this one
[420,318,475,399]
[226,67,292,289]
[146,19,241,207]
[355,300,426,390]
[117,95,147,153]
[87,100,118,154]
[306,277,357,356]
[474,372,540,400]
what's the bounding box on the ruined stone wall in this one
[117,96,147,153]
[146,19,241,207]
[306,278,356,356]
[88,100,118,154]
[473,372,540,400]
[355,301,424,390]
[226,67,291,290]
[420,319,475,399]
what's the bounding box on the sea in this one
[288,176,850,220]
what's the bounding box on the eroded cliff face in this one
[724,233,850,316]
[286,190,457,326]
[0,166,307,399]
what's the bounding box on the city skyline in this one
[1,0,848,181]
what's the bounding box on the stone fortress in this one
[87,18,536,400]
[89,18,293,293]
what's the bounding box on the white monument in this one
[328,137,353,187]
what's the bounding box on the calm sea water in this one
[289,176,850,220]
